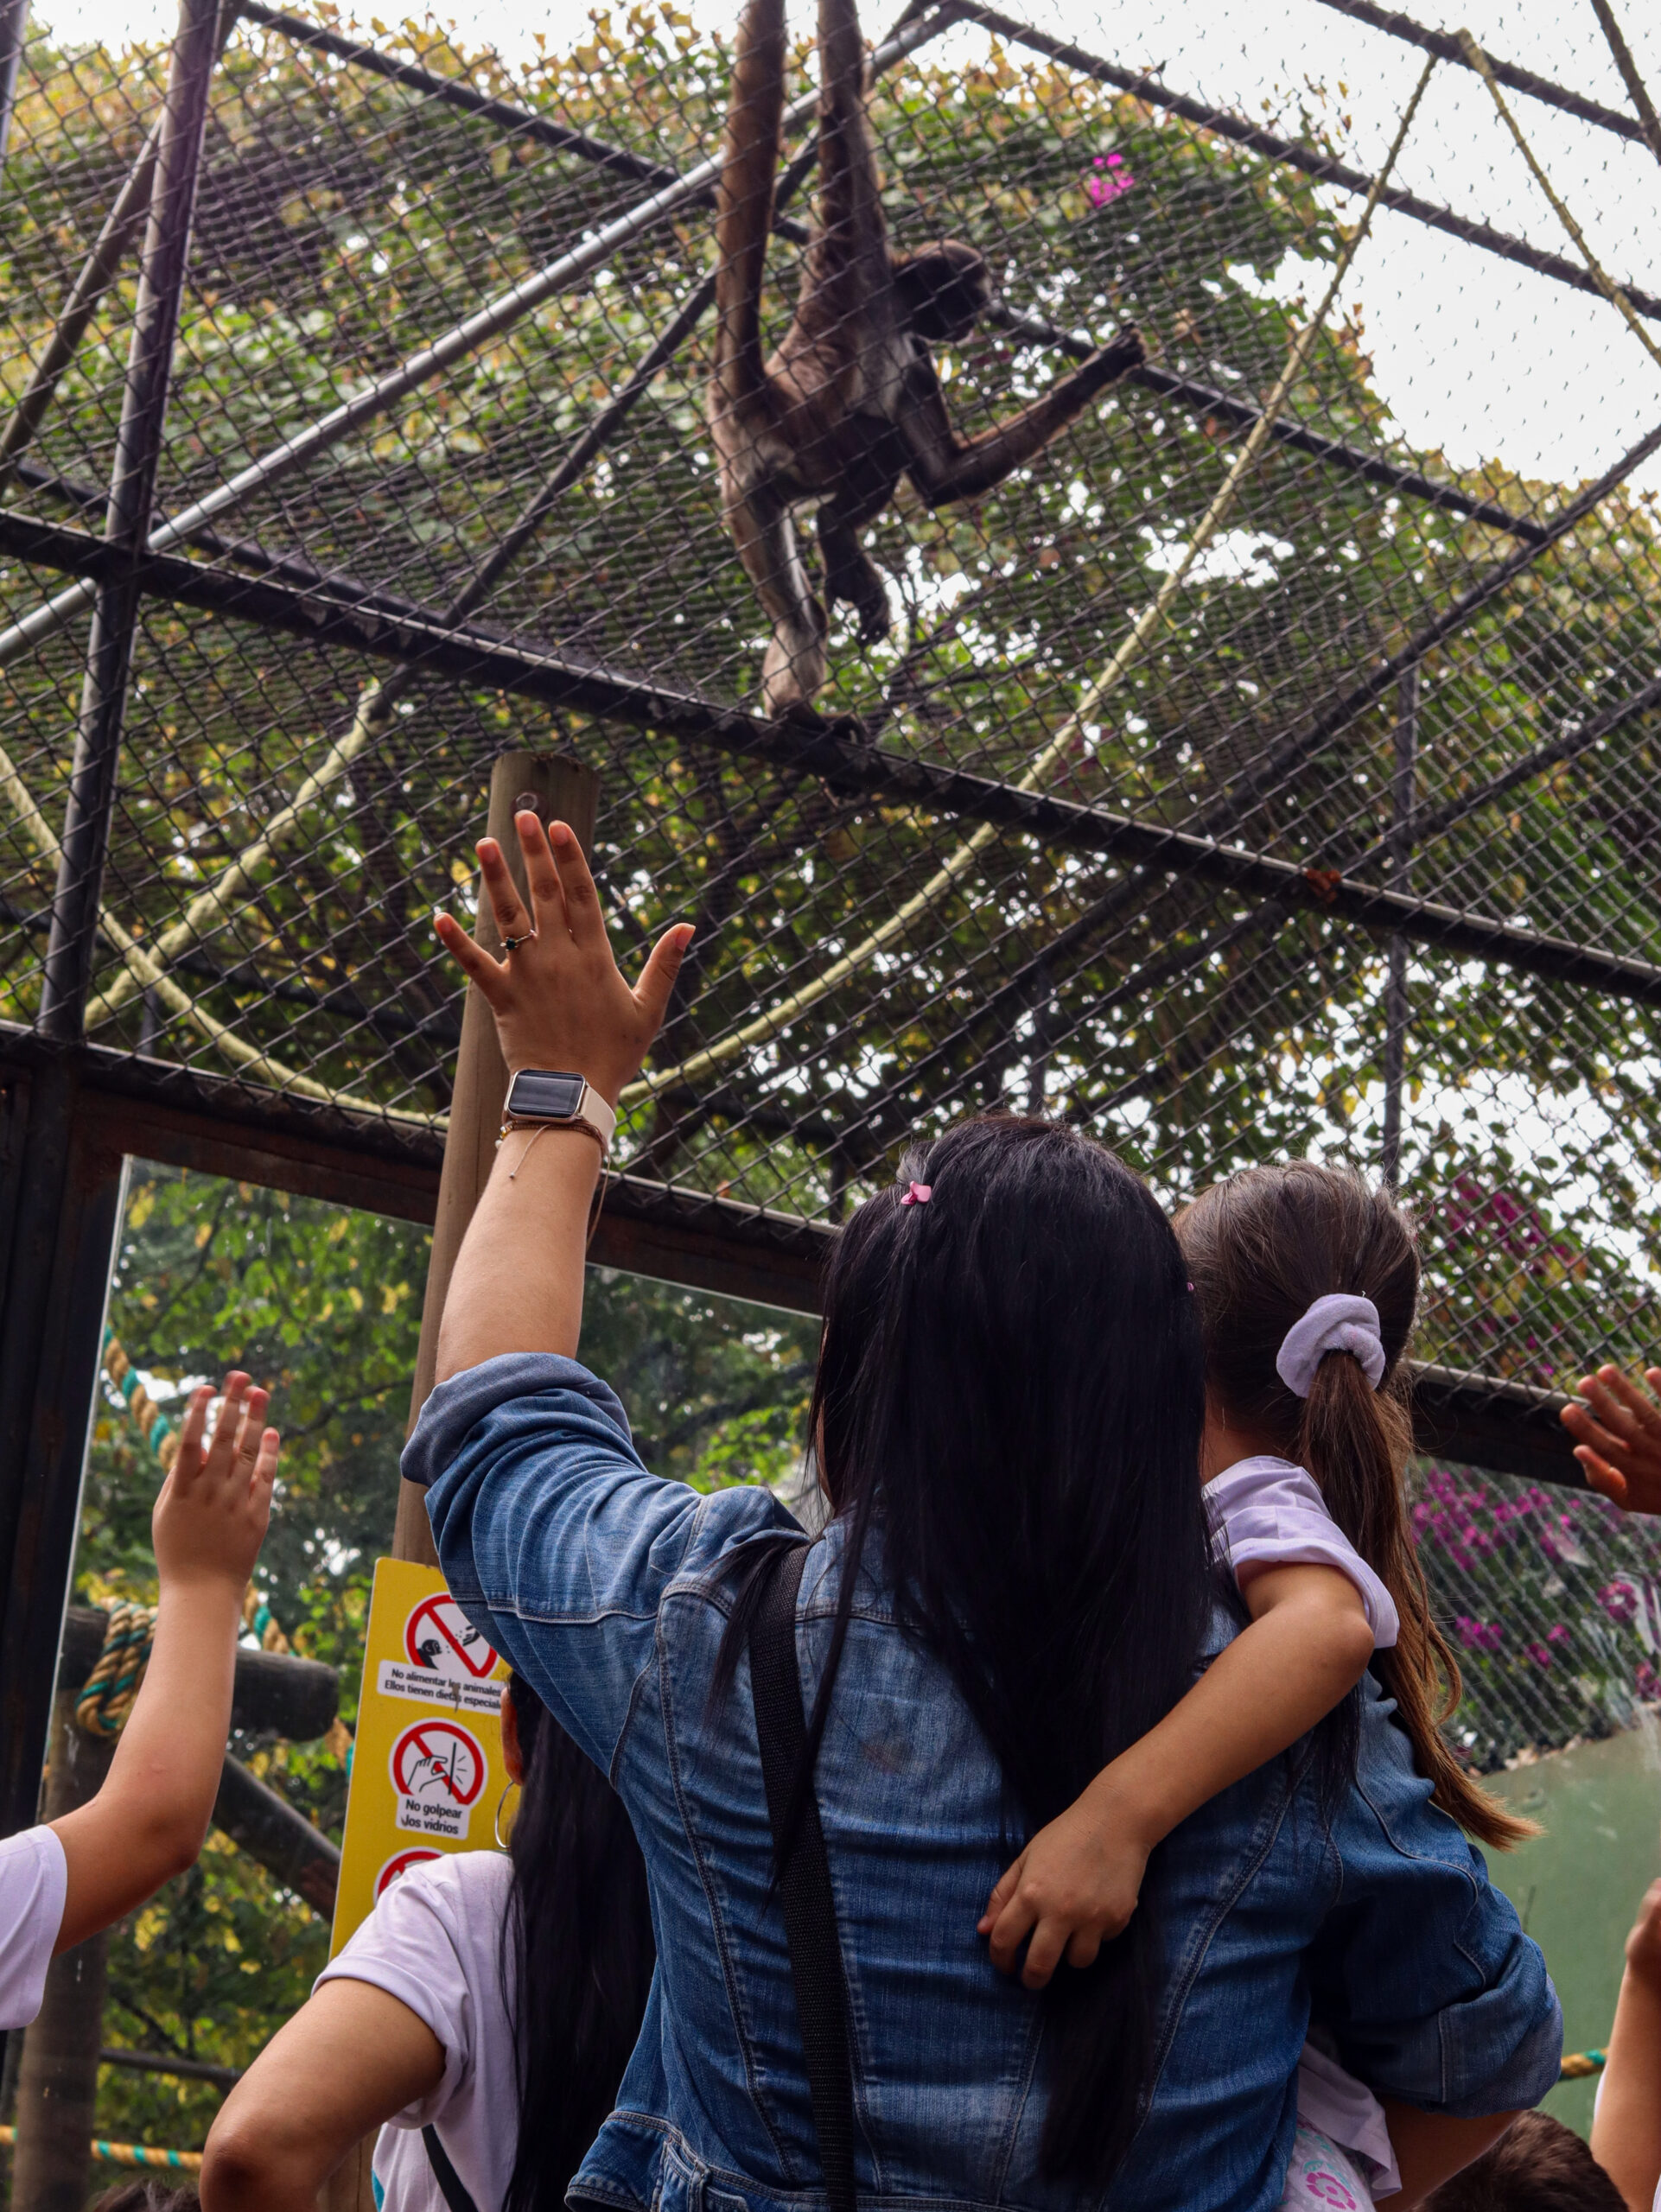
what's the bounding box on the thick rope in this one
[1560,2048,1607,2079]
[73,1603,157,1738]
[103,1328,180,1472]
[1456,29,1661,378]
[0,2125,202,2171]
[621,54,1439,1108]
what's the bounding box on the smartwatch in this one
[500,1069,617,1155]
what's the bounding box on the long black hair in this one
[500,1675,656,2212]
[722,1115,1210,2187]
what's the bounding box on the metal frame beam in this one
[0,1029,1584,1485]
[5,502,1659,1011]
[1309,0,1655,148]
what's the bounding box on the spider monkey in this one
[710,0,1145,720]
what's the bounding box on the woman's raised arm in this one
[430,815,691,1382]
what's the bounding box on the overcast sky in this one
[26,0,1661,496]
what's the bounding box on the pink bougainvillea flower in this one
[1525,1640,1554,1670]
[1547,1624,1569,1646]
[1601,1580,1639,1623]
[1085,151,1137,207]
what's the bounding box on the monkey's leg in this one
[728,473,829,715]
[817,442,901,645]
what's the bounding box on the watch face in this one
[506,1070,586,1120]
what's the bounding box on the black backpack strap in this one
[422,2123,480,2212]
[748,1541,858,2212]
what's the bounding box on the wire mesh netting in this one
[3,0,1661,1750]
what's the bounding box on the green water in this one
[1485,1723,1661,2136]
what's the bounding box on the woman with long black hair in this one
[202,1674,652,2212]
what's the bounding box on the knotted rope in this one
[73,1603,157,1738]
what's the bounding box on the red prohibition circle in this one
[404,1593,498,1681]
[375,1847,442,1897]
[389,1719,487,1808]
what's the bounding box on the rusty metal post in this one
[38,0,221,1039]
[0,0,26,173]
[10,1695,114,2212]
[396,751,601,1564]
[1380,664,1419,1190]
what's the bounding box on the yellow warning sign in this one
[330,1557,510,1956]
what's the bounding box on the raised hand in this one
[154,1370,279,1593]
[1560,1363,1661,1512]
[433,814,692,1105]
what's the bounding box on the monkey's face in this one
[892,241,991,346]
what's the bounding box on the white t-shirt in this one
[0,1825,67,2030]
[315,1850,518,2212]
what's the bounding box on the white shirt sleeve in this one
[1204,1455,1400,1649]
[314,1853,507,2131]
[0,1826,67,2031]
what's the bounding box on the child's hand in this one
[977,1788,1152,1989]
[1561,1363,1661,1511]
[1624,1877,1661,1989]
[152,1371,279,1594]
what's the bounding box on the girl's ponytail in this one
[1178,1162,1535,1853]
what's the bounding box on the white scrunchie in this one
[1276,1294,1387,1397]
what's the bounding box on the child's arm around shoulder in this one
[981,1561,1375,1987]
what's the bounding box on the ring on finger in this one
[502,931,535,954]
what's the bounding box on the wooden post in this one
[393,747,600,1560]
[10,1694,114,2212]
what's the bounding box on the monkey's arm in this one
[901,326,1143,506]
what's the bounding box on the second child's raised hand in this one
[154,1371,279,1592]
[433,814,693,1105]
[1561,1363,1661,1512]
[977,1790,1152,1990]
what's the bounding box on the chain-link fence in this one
[3,0,1660,1759]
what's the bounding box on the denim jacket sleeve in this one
[402,1352,799,1778]
[1309,1672,1562,2117]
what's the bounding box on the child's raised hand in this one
[1561,1363,1661,1511]
[977,1789,1152,1989]
[152,1371,279,1592]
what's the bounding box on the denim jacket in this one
[406,1356,1562,2212]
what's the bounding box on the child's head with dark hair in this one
[1424,2110,1625,2209]
[90,2183,200,2212]
[1174,1160,1532,1852]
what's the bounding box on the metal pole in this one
[1381,664,1418,1189]
[0,0,26,175]
[0,2,958,674]
[0,1064,126,2106]
[37,0,221,1040]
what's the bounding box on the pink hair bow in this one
[900,1182,932,1206]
